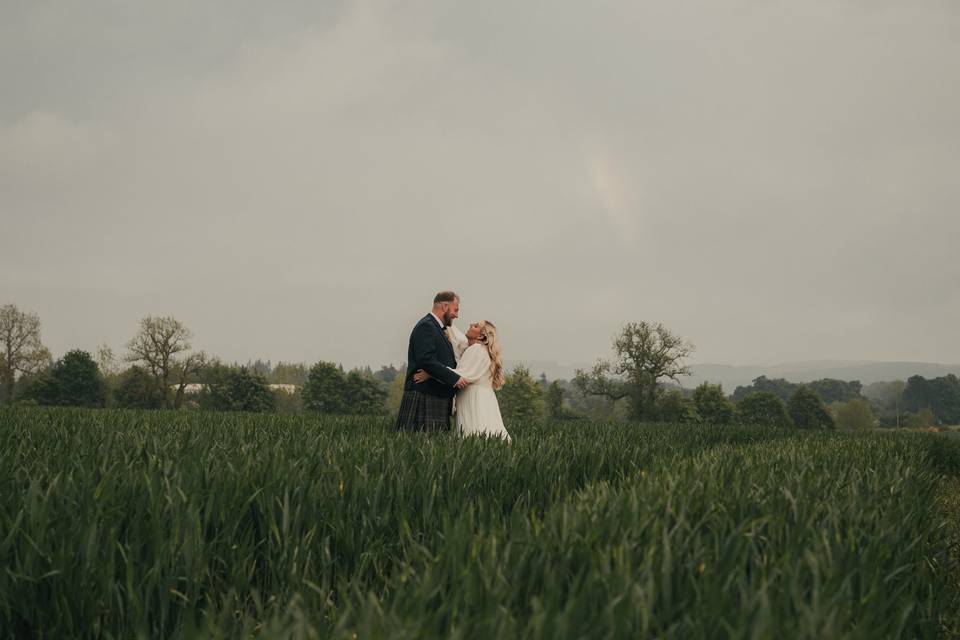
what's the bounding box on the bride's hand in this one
[412,369,431,384]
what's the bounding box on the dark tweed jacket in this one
[403,314,460,398]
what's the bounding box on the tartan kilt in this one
[395,390,452,432]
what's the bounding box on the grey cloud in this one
[2,0,958,370]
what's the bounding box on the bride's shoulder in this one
[466,343,490,358]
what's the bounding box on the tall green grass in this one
[1,408,957,638]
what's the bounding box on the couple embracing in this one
[395,291,512,441]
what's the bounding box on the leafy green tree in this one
[22,350,106,407]
[303,361,347,414]
[115,366,165,409]
[343,370,387,415]
[903,374,960,425]
[206,367,276,412]
[545,380,568,420]
[498,365,545,423]
[863,380,906,427]
[564,381,621,421]
[834,398,875,430]
[0,304,52,403]
[732,376,797,402]
[656,390,700,424]
[807,378,863,404]
[573,321,694,421]
[900,407,936,428]
[736,392,792,427]
[692,383,735,425]
[19,373,58,406]
[902,376,932,414]
[931,376,960,424]
[198,360,232,387]
[788,386,835,429]
[387,371,405,415]
[51,350,107,407]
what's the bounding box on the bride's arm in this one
[450,345,490,384]
[448,323,469,360]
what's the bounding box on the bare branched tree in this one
[172,350,208,409]
[126,316,205,408]
[96,343,120,378]
[574,321,694,421]
[0,304,53,403]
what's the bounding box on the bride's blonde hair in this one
[477,321,504,390]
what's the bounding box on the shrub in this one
[834,398,875,430]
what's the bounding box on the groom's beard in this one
[442,311,454,326]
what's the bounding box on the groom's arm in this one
[411,323,461,387]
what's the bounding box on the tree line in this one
[1,303,956,428]
[0,305,553,421]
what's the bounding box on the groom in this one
[395,291,467,432]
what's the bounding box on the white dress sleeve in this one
[447,323,469,361]
[451,344,491,383]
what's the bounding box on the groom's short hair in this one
[434,291,458,304]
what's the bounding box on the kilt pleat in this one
[395,390,452,432]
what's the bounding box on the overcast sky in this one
[2,0,959,371]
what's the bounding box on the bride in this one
[413,320,511,442]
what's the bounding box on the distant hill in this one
[505,359,960,392]
[687,361,960,392]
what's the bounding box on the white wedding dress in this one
[447,325,511,442]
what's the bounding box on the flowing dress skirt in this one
[455,385,511,441]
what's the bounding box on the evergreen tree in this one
[246,359,272,379]
[373,364,401,384]
[271,362,309,386]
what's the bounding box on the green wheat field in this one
[2,408,960,639]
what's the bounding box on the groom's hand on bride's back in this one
[412,369,466,388]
